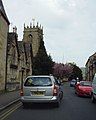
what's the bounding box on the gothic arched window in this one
[28,34,33,43]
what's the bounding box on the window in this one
[24,77,52,86]
[80,82,92,86]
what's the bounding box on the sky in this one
[3,0,96,67]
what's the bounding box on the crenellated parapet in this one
[23,21,43,35]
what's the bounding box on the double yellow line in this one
[0,102,22,120]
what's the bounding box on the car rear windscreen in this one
[24,77,52,86]
[80,82,92,86]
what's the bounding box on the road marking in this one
[0,103,22,120]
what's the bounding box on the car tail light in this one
[20,89,24,96]
[53,85,59,96]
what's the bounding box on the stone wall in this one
[0,15,9,90]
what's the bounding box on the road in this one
[3,82,96,120]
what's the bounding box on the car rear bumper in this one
[21,96,59,103]
[77,91,91,97]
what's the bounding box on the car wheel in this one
[22,103,28,108]
[92,94,96,103]
[60,91,63,100]
[76,91,80,97]
[55,101,60,108]
[75,91,77,94]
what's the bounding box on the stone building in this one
[0,0,10,90]
[18,41,26,88]
[23,23,43,57]
[6,31,19,90]
[23,42,33,76]
[6,29,33,90]
[6,22,44,90]
[18,41,32,88]
[85,52,96,81]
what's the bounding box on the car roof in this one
[27,75,53,77]
[71,79,76,81]
[80,81,91,83]
[25,75,54,79]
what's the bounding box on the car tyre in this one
[60,91,63,100]
[75,90,77,94]
[54,99,61,108]
[92,94,96,103]
[76,91,80,97]
[22,103,28,108]
[55,102,60,108]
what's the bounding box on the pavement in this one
[0,90,20,111]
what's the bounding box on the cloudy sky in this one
[3,0,96,67]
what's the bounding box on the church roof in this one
[0,0,10,24]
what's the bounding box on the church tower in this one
[22,21,43,57]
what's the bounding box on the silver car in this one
[20,75,63,107]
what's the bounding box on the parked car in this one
[70,79,77,87]
[20,75,63,107]
[91,74,96,103]
[75,81,92,97]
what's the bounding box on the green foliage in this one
[68,63,83,81]
[33,40,54,75]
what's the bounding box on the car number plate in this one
[32,91,44,96]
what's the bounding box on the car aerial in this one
[70,79,77,87]
[75,81,92,97]
[91,73,96,103]
[20,75,63,107]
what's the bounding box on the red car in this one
[75,81,92,97]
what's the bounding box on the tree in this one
[33,40,54,75]
[53,63,63,79]
[68,63,83,81]
[62,63,73,78]
[53,63,73,79]
[53,62,82,81]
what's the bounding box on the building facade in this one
[85,52,96,81]
[18,41,26,89]
[6,29,34,90]
[6,32,19,90]
[0,0,10,90]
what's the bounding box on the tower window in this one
[28,34,32,42]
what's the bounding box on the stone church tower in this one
[22,22,43,57]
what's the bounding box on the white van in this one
[91,73,96,103]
